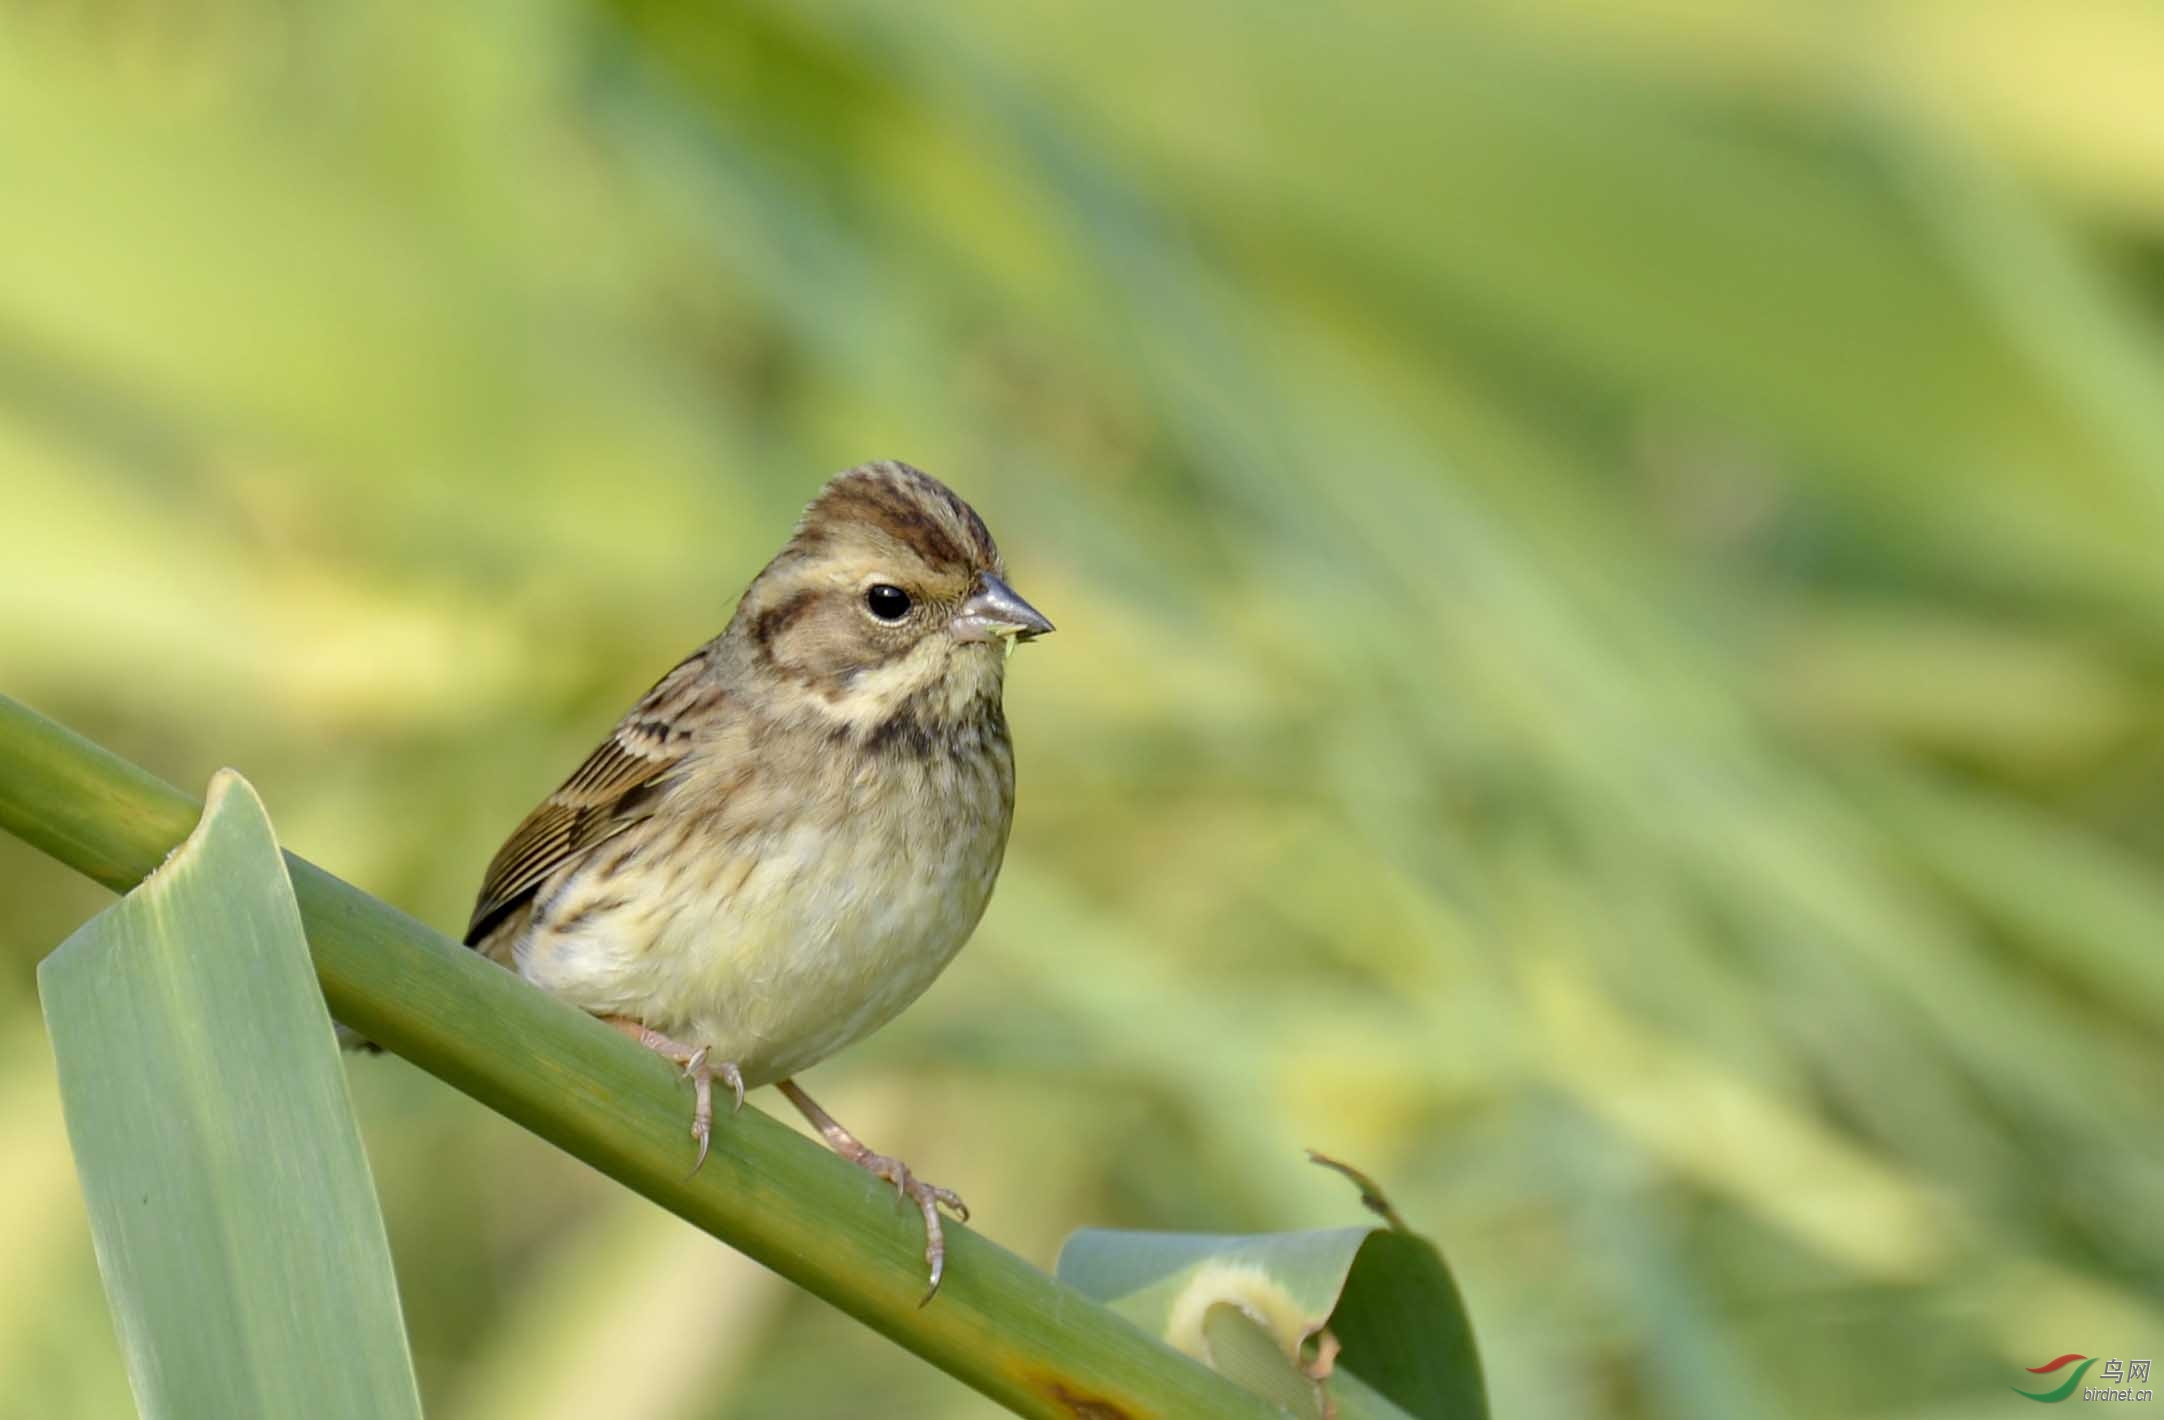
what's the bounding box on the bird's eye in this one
[864,584,912,621]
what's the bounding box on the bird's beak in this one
[952,573,1054,643]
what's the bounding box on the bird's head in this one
[729,461,1052,735]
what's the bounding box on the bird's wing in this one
[463,646,723,949]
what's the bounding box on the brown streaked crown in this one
[790,461,1003,576]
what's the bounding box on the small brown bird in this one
[464,461,1051,1297]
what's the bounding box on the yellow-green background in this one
[6,3,2164,1417]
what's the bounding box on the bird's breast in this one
[519,720,1014,1084]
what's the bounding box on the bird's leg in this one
[602,1016,744,1172]
[775,1077,968,1303]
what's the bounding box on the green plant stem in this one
[0,694,1284,1420]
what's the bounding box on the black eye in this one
[864,584,912,621]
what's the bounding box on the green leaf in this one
[37,769,422,1420]
[1056,1160,1487,1420]
[1331,1231,1486,1420]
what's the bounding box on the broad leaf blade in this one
[1058,1174,1486,1420]
[1332,1230,1485,1420]
[38,770,420,1420]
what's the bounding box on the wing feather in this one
[463,646,723,948]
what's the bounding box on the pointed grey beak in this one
[952,573,1054,643]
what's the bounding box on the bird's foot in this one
[602,1017,743,1172]
[775,1078,967,1304]
[851,1150,969,1300]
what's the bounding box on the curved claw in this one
[910,1181,949,1306]
[689,1118,711,1176]
[683,1058,744,1174]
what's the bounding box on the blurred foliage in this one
[5,2,2164,1417]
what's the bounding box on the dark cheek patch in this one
[751,588,819,650]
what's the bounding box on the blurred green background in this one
[6,2,2164,1416]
